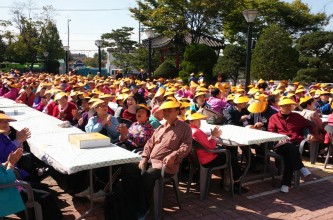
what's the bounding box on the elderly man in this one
[122,100,192,218]
[268,97,313,193]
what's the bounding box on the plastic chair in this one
[0,180,43,220]
[187,140,234,200]
[153,165,181,220]
[324,125,333,169]
[265,130,309,188]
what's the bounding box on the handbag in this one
[199,106,226,125]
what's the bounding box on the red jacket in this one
[191,125,217,165]
[268,112,313,144]
[52,102,77,122]
[16,92,35,107]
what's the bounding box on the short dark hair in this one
[300,98,314,109]
[136,106,151,118]
[211,88,220,97]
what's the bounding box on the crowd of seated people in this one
[2,70,333,219]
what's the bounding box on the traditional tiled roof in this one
[142,32,224,49]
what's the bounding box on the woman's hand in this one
[211,126,222,138]
[16,128,31,143]
[71,109,80,120]
[138,157,148,170]
[7,148,23,166]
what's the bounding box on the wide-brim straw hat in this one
[186,112,207,121]
[247,100,267,113]
[299,96,313,105]
[137,104,151,111]
[90,99,105,109]
[0,114,16,133]
[233,95,250,104]
[159,100,181,110]
[278,97,296,106]
[54,92,68,101]
[180,101,191,109]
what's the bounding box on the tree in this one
[251,25,299,80]
[223,0,328,43]
[154,60,178,79]
[213,44,246,84]
[101,27,137,51]
[84,50,107,68]
[130,0,225,42]
[294,31,333,83]
[40,21,64,73]
[180,44,217,82]
[101,27,138,74]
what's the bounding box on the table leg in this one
[238,145,251,194]
[76,169,94,220]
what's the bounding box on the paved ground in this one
[6,156,333,220]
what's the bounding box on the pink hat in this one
[152,105,161,115]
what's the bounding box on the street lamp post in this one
[43,51,49,72]
[63,46,69,74]
[95,40,103,74]
[243,9,258,90]
[145,29,155,79]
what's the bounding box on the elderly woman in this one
[187,112,245,193]
[0,148,63,220]
[118,104,155,151]
[207,88,226,114]
[15,84,36,107]
[190,92,210,113]
[52,92,77,122]
[85,99,119,142]
[268,98,313,193]
[0,113,31,180]
[122,94,138,122]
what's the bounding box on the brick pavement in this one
[5,157,333,220]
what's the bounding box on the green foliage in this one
[101,27,137,51]
[130,0,224,42]
[213,44,246,84]
[295,31,333,82]
[181,44,217,80]
[179,70,190,83]
[251,25,299,80]
[223,0,328,43]
[83,50,107,68]
[0,5,63,73]
[154,60,178,79]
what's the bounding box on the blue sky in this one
[0,0,332,57]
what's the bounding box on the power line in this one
[0,6,128,11]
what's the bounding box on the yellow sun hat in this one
[186,112,208,121]
[233,95,250,104]
[155,87,165,97]
[295,88,305,94]
[163,91,175,97]
[247,100,267,113]
[194,91,207,99]
[180,101,191,109]
[90,99,105,109]
[258,79,265,84]
[54,92,68,101]
[137,104,151,111]
[159,100,181,110]
[299,96,313,105]
[227,94,235,101]
[0,114,17,122]
[255,93,268,102]
[278,97,297,106]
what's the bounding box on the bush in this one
[154,60,178,79]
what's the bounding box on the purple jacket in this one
[207,96,226,114]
